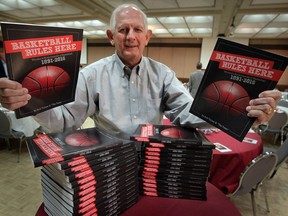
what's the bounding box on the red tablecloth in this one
[35,182,241,216]
[206,130,263,194]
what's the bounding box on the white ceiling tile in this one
[259,27,288,34]
[0,0,34,9]
[169,28,190,34]
[45,5,82,15]
[241,14,278,23]
[103,0,145,10]
[251,0,288,5]
[177,0,215,7]
[158,17,185,24]
[185,16,213,23]
[234,27,261,34]
[0,0,287,39]
[25,0,59,7]
[141,0,178,9]
[153,29,169,34]
[153,33,173,38]
[0,2,13,11]
[274,14,288,22]
[237,22,267,28]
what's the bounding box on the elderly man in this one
[0,4,281,140]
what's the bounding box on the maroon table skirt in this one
[35,182,241,216]
[207,130,263,194]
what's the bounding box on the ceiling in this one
[0,0,288,40]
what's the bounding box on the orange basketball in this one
[65,133,99,147]
[199,80,250,117]
[22,65,71,97]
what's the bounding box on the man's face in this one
[107,7,151,67]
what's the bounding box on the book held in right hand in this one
[190,38,288,142]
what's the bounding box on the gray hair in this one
[109,4,148,32]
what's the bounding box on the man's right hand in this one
[0,78,31,110]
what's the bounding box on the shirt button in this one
[131,81,134,84]
[133,115,137,119]
[132,99,136,102]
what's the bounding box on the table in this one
[278,105,288,114]
[0,106,40,137]
[35,182,241,216]
[206,130,263,194]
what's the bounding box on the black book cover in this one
[140,169,208,181]
[56,141,135,170]
[139,166,209,177]
[130,124,204,145]
[0,22,83,118]
[140,183,207,196]
[143,145,213,154]
[42,174,138,215]
[41,160,137,201]
[61,151,137,183]
[139,189,207,201]
[139,164,210,177]
[41,168,138,211]
[43,152,137,188]
[55,146,136,176]
[190,38,288,141]
[140,159,211,170]
[142,147,212,160]
[140,177,206,189]
[141,150,212,163]
[43,190,138,216]
[139,177,207,191]
[26,127,125,167]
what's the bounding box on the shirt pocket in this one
[145,97,163,123]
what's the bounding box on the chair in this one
[277,99,288,107]
[257,110,288,145]
[0,110,27,162]
[263,137,288,179]
[228,152,278,216]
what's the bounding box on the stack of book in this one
[27,127,139,216]
[130,124,214,200]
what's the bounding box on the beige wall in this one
[263,49,288,87]
[87,45,200,81]
[86,38,288,88]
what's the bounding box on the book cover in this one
[42,170,138,215]
[190,38,288,141]
[26,127,125,167]
[130,124,204,145]
[0,22,83,118]
[56,142,135,170]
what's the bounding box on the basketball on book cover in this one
[21,65,71,97]
[160,128,186,139]
[198,80,250,117]
[65,132,99,147]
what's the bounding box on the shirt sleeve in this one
[162,69,206,128]
[34,71,94,132]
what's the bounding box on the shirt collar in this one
[114,53,142,77]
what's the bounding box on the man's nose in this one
[126,29,136,38]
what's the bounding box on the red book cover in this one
[130,124,206,145]
[0,22,83,118]
[190,38,288,141]
[26,127,124,168]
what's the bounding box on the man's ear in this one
[145,29,152,46]
[106,29,114,46]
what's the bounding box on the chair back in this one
[277,99,288,107]
[267,111,288,130]
[0,110,13,136]
[232,152,278,196]
[276,138,288,167]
